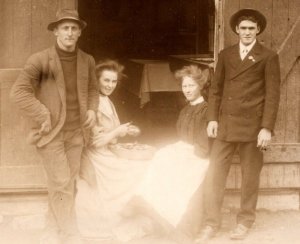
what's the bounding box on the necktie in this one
[241,49,248,60]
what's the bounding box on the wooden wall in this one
[0,0,57,68]
[0,69,47,191]
[0,0,78,68]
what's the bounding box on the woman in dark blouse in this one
[135,64,211,234]
[176,65,210,158]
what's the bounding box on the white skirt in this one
[137,140,209,227]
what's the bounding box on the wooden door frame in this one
[213,0,225,68]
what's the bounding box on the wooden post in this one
[213,0,225,68]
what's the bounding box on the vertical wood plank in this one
[273,78,287,142]
[288,0,300,24]
[271,0,289,50]
[0,70,42,167]
[214,0,225,58]
[31,0,58,53]
[59,0,77,9]
[0,0,15,68]
[283,163,300,187]
[223,0,240,48]
[285,60,300,142]
[12,0,32,68]
[277,17,300,81]
[259,165,270,187]
[267,164,284,188]
[273,0,298,143]
[289,0,300,66]
[0,69,45,187]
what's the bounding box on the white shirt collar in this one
[190,96,204,106]
[239,39,256,53]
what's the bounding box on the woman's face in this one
[98,70,118,96]
[181,76,201,102]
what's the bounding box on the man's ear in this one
[235,25,240,34]
[53,28,58,37]
[256,26,260,34]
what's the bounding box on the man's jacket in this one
[10,46,99,147]
[207,42,281,141]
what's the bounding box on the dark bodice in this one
[176,101,210,158]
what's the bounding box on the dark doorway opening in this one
[78,0,215,61]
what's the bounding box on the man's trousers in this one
[37,128,84,236]
[203,139,263,229]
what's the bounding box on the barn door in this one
[0,69,46,192]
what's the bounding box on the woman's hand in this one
[116,122,131,137]
[127,125,141,137]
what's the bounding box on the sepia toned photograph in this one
[0,0,300,243]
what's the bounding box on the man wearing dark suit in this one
[10,9,98,244]
[195,9,281,242]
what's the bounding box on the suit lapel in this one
[230,42,264,80]
[49,46,66,109]
[228,44,242,70]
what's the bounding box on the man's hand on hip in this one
[39,113,52,135]
[257,128,272,149]
[207,121,218,138]
[83,110,96,129]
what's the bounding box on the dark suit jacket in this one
[10,46,99,147]
[207,41,281,142]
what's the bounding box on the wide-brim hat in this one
[47,9,87,31]
[230,8,267,35]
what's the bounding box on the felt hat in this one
[47,9,87,31]
[230,8,267,35]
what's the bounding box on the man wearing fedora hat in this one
[195,8,281,242]
[10,9,98,244]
